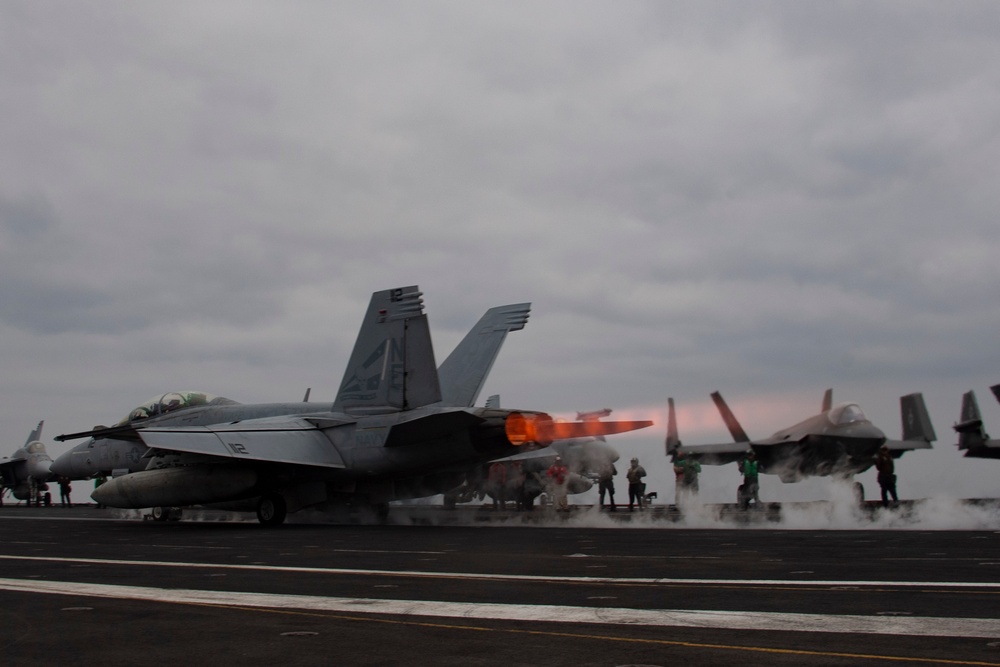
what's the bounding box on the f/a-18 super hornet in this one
[952,384,1000,459]
[57,286,651,524]
[666,389,935,498]
[52,302,533,483]
[1,421,55,506]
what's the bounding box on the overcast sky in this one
[2,2,999,506]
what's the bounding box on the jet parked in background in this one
[952,384,1000,459]
[59,286,650,524]
[1,421,55,505]
[666,389,935,498]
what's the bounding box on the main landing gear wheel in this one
[256,494,287,526]
[151,506,169,522]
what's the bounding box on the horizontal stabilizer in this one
[711,391,751,443]
[137,417,349,468]
[991,384,1000,404]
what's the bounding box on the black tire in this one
[256,494,287,526]
[151,506,169,522]
[852,482,865,506]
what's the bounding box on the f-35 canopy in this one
[827,403,867,426]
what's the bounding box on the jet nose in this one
[50,451,81,479]
[845,422,885,440]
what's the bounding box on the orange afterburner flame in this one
[505,411,652,446]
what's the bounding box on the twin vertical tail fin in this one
[665,397,681,456]
[710,391,751,443]
[333,286,442,414]
[953,390,988,450]
[900,393,936,444]
[25,420,44,447]
[437,303,530,407]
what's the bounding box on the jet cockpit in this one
[118,391,239,425]
[827,403,868,425]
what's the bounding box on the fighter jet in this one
[952,384,1000,459]
[58,286,651,524]
[52,302,533,482]
[666,389,935,497]
[0,421,55,506]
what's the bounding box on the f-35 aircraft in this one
[666,389,935,497]
[952,384,1000,459]
[58,287,651,524]
[1,421,55,505]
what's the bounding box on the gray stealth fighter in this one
[666,389,935,497]
[0,421,55,505]
[51,302,533,482]
[952,384,1000,459]
[61,286,651,524]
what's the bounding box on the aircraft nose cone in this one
[846,422,884,440]
[37,459,54,481]
[50,452,82,479]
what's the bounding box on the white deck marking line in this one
[0,577,997,639]
[2,554,1000,589]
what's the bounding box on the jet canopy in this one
[117,391,238,425]
[827,403,867,425]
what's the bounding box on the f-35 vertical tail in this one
[437,303,530,407]
[953,390,989,450]
[665,397,681,456]
[821,389,833,413]
[875,392,937,454]
[899,393,936,445]
[710,391,751,443]
[333,286,441,414]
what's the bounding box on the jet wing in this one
[136,416,351,469]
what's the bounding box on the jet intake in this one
[91,465,258,509]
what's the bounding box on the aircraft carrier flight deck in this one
[2,501,1000,667]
